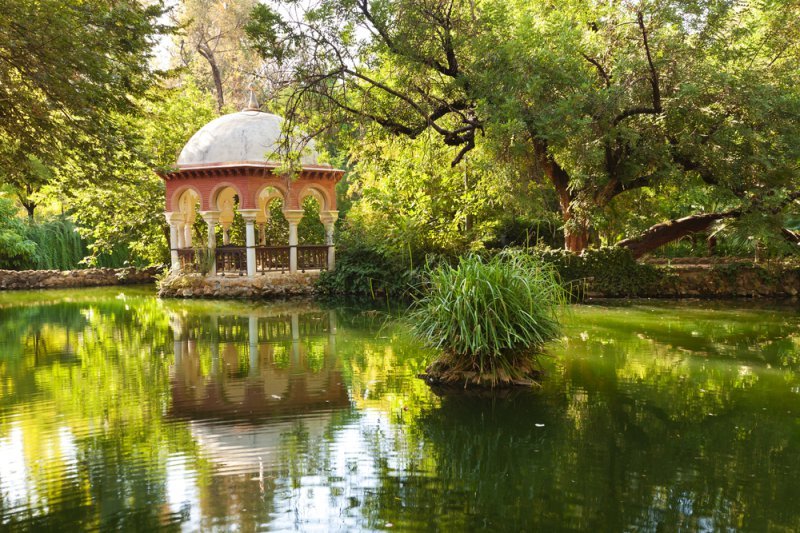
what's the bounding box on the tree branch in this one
[612,12,662,126]
[581,53,611,88]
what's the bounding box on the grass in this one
[409,251,566,387]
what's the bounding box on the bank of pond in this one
[1,287,800,530]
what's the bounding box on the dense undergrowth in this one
[316,238,662,300]
[0,198,133,270]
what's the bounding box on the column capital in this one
[199,210,221,224]
[164,211,185,225]
[320,210,339,226]
[239,209,260,223]
[283,209,304,225]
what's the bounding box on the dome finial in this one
[242,87,260,112]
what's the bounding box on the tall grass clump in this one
[409,251,566,388]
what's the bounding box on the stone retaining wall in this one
[591,263,800,298]
[158,263,800,300]
[158,272,321,299]
[0,266,163,290]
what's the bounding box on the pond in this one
[1,288,800,531]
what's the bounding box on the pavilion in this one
[159,94,343,277]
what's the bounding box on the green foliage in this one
[532,247,662,298]
[298,196,326,244]
[0,197,36,269]
[0,0,168,215]
[408,252,565,386]
[249,0,800,254]
[340,131,526,257]
[23,217,85,270]
[60,81,217,266]
[316,234,418,298]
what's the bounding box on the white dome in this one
[177,110,319,167]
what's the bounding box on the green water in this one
[1,288,800,531]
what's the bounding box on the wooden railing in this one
[256,246,290,273]
[298,245,329,271]
[177,249,197,272]
[215,246,246,276]
[203,245,329,275]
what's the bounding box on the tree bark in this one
[617,210,739,258]
[197,43,224,113]
[532,138,590,252]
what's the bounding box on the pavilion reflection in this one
[168,308,349,422]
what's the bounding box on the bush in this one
[409,251,566,387]
[0,198,37,269]
[315,241,419,297]
[531,246,661,297]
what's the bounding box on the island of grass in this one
[411,251,566,389]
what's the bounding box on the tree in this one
[0,0,168,219]
[174,0,261,112]
[246,0,800,255]
[55,81,218,265]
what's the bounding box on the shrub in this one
[315,241,419,297]
[0,198,37,269]
[409,251,566,387]
[531,246,661,297]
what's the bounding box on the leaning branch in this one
[617,210,740,258]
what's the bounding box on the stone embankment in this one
[158,272,321,298]
[0,266,163,290]
[613,260,800,298]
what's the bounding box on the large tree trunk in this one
[532,138,590,252]
[564,223,590,252]
[617,210,739,258]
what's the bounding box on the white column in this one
[200,211,220,276]
[289,223,298,272]
[291,313,300,365]
[327,310,336,359]
[283,210,303,273]
[176,221,186,249]
[210,315,220,376]
[240,209,259,277]
[184,221,193,248]
[164,212,184,273]
[321,210,339,270]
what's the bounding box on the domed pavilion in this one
[160,94,343,277]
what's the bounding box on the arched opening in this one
[213,186,247,275]
[298,194,326,245]
[256,186,288,246]
[296,187,332,271]
[176,188,202,247]
[174,189,202,271]
[215,186,242,246]
[254,186,291,273]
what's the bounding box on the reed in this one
[410,251,566,387]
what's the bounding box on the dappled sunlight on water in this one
[1,289,800,530]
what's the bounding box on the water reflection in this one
[169,309,347,421]
[2,291,800,530]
